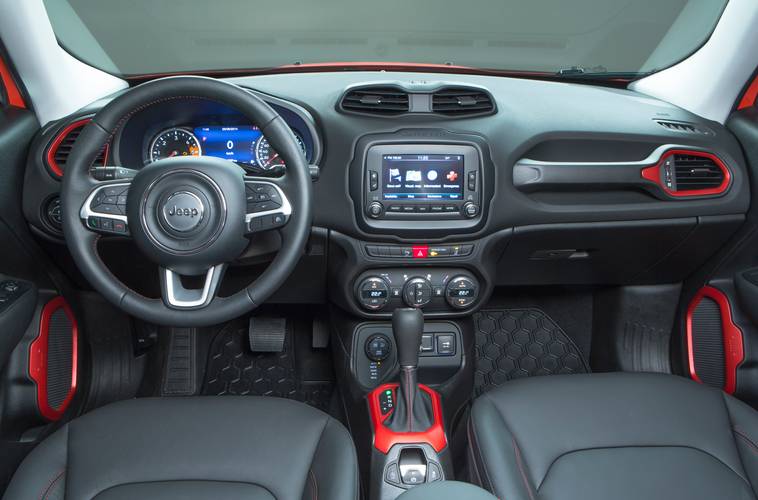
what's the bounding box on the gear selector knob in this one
[393,308,424,368]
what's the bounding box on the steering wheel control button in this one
[385,462,402,486]
[403,277,432,307]
[357,277,390,310]
[365,334,391,362]
[446,275,479,309]
[367,202,384,218]
[161,191,205,233]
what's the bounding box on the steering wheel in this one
[61,76,313,327]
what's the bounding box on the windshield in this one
[43,0,727,78]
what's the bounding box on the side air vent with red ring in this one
[641,149,730,198]
[46,118,108,177]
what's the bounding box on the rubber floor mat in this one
[474,308,589,395]
[202,320,334,412]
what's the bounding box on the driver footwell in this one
[201,314,335,413]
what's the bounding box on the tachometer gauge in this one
[149,128,202,162]
[254,132,306,170]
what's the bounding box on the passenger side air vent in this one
[339,87,409,116]
[655,120,713,136]
[641,150,730,198]
[47,118,108,177]
[431,87,495,116]
[671,154,725,190]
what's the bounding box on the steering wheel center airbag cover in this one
[126,156,247,271]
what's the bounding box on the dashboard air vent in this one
[655,120,712,136]
[47,119,108,177]
[671,153,725,191]
[340,87,409,115]
[431,88,495,116]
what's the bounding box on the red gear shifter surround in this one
[368,383,447,454]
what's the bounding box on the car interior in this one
[1,0,758,499]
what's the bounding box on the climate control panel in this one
[354,268,480,313]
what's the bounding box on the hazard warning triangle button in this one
[412,246,428,258]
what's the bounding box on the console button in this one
[428,247,450,257]
[432,286,445,297]
[468,171,477,191]
[390,287,403,298]
[403,278,432,307]
[368,202,384,218]
[388,205,403,212]
[358,277,390,310]
[369,170,379,191]
[458,244,474,256]
[430,205,444,212]
[428,462,443,482]
[366,245,382,257]
[412,246,428,259]
[401,205,416,213]
[443,205,458,212]
[385,462,401,486]
[400,247,413,258]
[420,334,434,353]
[437,334,456,355]
[365,334,391,362]
[416,204,430,213]
[445,276,479,309]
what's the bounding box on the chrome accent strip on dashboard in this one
[514,143,708,169]
[243,179,293,223]
[79,182,130,224]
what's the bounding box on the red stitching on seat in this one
[39,469,64,500]
[734,428,758,455]
[513,438,536,500]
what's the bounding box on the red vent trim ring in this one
[641,149,731,198]
[29,297,78,421]
[45,118,109,178]
[368,383,447,454]
[686,286,744,395]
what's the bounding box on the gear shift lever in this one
[387,308,433,433]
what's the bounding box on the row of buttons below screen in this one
[366,244,473,258]
[385,204,460,213]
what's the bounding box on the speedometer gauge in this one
[254,132,306,170]
[150,128,202,162]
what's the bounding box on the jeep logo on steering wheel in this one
[161,191,205,233]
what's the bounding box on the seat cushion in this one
[4,396,358,500]
[468,373,758,500]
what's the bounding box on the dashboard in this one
[22,71,751,318]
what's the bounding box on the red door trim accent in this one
[640,149,731,198]
[29,297,78,421]
[0,54,25,108]
[368,383,447,454]
[685,286,744,394]
[737,74,758,110]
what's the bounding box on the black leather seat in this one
[4,397,358,500]
[468,373,758,500]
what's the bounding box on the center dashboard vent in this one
[47,118,108,177]
[431,87,495,116]
[339,86,410,115]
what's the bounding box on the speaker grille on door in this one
[686,286,744,394]
[29,297,78,421]
[690,297,725,389]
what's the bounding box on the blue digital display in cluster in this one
[194,126,262,164]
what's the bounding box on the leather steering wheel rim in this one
[60,76,313,327]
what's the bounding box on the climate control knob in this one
[403,277,433,308]
[445,275,479,309]
[357,277,390,310]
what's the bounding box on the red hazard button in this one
[412,246,428,258]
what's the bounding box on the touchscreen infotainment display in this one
[382,154,464,200]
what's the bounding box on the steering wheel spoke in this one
[243,177,292,234]
[159,264,225,309]
[79,179,132,236]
